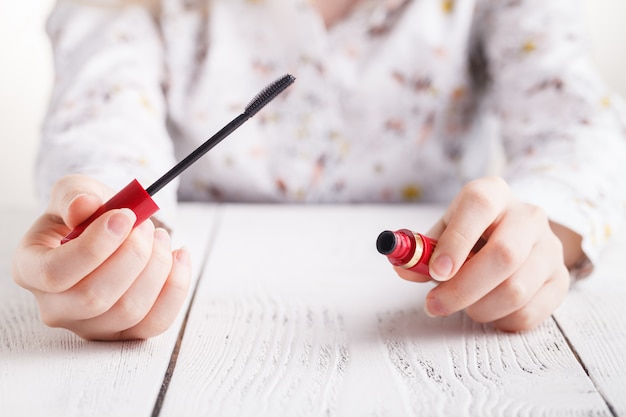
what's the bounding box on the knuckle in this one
[117,297,149,327]
[490,238,522,269]
[501,278,529,308]
[78,286,111,317]
[458,176,511,219]
[461,181,493,212]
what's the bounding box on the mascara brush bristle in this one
[145,73,295,196]
[245,74,296,117]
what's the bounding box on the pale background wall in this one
[0,1,55,209]
[1,0,625,209]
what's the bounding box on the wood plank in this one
[161,205,613,416]
[554,231,626,416]
[0,203,217,417]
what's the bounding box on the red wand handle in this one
[61,179,159,244]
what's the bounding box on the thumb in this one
[64,193,105,228]
[47,175,114,228]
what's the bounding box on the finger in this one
[22,194,104,246]
[63,193,106,229]
[429,176,509,281]
[425,204,545,317]
[17,208,137,293]
[492,267,570,332]
[38,219,155,323]
[12,213,68,290]
[465,232,563,323]
[425,218,445,239]
[47,174,112,220]
[66,228,174,340]
[13,194,103,255]
[119,247,192,340]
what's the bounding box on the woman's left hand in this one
[395,176,581,332]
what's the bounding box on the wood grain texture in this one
[0,204,217,417]
[553,232,626,416]
[161,205,613,417]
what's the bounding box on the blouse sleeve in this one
[38,1,178,226]
[477,0,626,276]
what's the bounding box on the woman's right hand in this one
[12,174,191,341]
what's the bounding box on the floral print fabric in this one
[39,0,626,271]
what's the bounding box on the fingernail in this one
[68,193,88,207]
[107,209,135,237]
[430,255,453,281]
[176,247,191,266]
[154,227,171,245]
[424,296,446,318]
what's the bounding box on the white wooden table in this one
[1,204,624,417]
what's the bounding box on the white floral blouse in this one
[39,0,626,271]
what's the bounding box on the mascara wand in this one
[61,74,296,244]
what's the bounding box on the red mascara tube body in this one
[60,179,159,244]
[376,229,437,276]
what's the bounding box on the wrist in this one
[549,221,584,269]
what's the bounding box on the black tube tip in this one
[376,230,397,255]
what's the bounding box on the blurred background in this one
[1,0,625,210]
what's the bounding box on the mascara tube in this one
[60,74,296,244]
[376,229,437,276]
[61,179,159,244]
